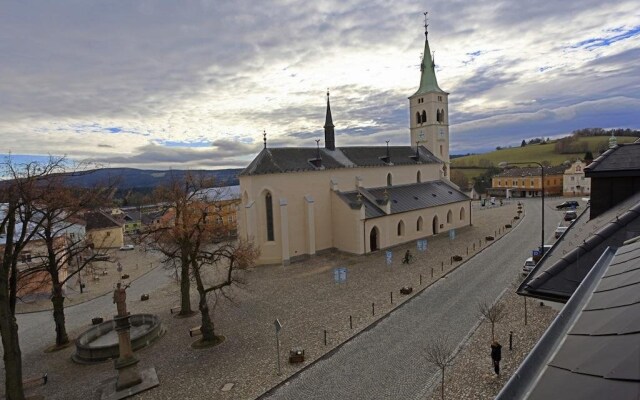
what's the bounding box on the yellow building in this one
[85,211,124,249]
[491,166,567,197]
[238,26,471,265]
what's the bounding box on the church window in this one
[421,110,427,123]
[397,220,405,236]
[438,96,443,102]
[265,192,274,241]
[442,164,447,177]
[440,145,443,156]
[416,112,421,125]
[460,207,465,221]
[417,170,421,183]
[447,210,453,223]
[387,173,392,186]
[417,216,423,232]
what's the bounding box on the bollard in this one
[324,329,327,346]
[390,291,393,304]
[450,256,453,266]
[466,247,469,255]
[372,302,375,316]
[473,243,476,251]
[441,261,444,271]
[431,268,434,278]
[509,331,513,351]
[420,274,422,285]
[350,315,353,329]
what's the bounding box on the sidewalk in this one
[17,200,522,400]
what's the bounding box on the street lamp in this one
[499,161,545,252]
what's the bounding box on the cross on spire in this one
[423,11,429,38]
[263,130,267,149]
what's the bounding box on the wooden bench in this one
[189,326,202,337]
[23,373,47,388]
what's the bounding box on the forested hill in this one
[63,167,242,190]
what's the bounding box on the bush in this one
[485,236,495,241]
[452,255,463,262]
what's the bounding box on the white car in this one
[119,244,135,251]
[554,226,568,239]
[522,257,536,275]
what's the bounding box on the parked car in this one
[522,257,536,275]
[533,244,553,262]
[564,210,578,221]
[94,253,110,261]
[119,244,135,251]
[555,226,568,238]
[556,201,579,210]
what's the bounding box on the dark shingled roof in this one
[240,146,441,176]
[519,192,640,302]
[498,239,640,400]
[496,165,567,178]
[585,143,640,177]
[338,180,469,219]
[85,211,123,230]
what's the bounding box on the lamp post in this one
[499,161,545,251]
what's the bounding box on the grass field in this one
[451,136,637,168]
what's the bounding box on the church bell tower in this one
[409,13,450,171]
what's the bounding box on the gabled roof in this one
[85,211,123,230]
[498,239,640,399]
[240,146,441,176]
[585,143,640,177]
[519,192,640,302]
[338,180,469,219]
[495,165,567,178]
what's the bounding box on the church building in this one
[238,24,471,265]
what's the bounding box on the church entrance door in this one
[370,227,379,252]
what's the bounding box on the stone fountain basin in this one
[72,314,164,364]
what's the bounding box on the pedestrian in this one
[491,341,502,376]
[402,249,412,264]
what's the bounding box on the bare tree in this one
[424,335,456,400]
[0,156,67,400]
[478,299,506,342]
[192,238,258,344]
[18,175,112,348]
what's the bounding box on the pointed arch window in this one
[440,109,445,123]
[460,207,466,221]
[416,112,421,125]
[436,109,441,122]
[397,220,405,236]
[417,216,423,232]
[387,173,392,186]
[447,209,453,223]
[421,110,427,123]
[417,170,422,183]
[265,192,274,241]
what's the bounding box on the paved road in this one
[15,259,173,353]
[264,198,561,400]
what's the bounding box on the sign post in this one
[274,319,282,375]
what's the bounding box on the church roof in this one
[338,180,469,219]
[240,146,442,176]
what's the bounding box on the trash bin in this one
[289,348,305,364]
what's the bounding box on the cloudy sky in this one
[1,1,638,170]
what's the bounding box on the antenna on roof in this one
[315,139,321,160]
[263,130,267,149]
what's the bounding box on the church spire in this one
[324,90,335,150]
[414,12,444,95]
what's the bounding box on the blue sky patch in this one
[573,25,640,50]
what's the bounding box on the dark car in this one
[556,201,579,210]
[564,210,578,221]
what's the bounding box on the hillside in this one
[452,136,637,168]
[63,167,242,190]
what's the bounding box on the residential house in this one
[562,160,591,197]
[85,211,124,249]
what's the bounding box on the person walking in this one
[402,250,412,264]
[491,341,502,376]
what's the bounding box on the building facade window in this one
[417,216,423,231]
[387,173,392,186]
[417,170,422,183]
[460,207,466,221]
[265,192,274,241]
[447,210,453,223]
[397,220,405,236]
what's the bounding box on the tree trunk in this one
[179,255,192,316]
[192,268,215,342]
[0,285,25,400]
[51,290,69,347]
